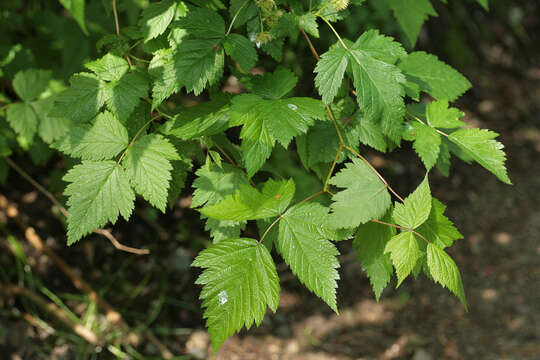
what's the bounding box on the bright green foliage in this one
[427,243,467,306]
[276,203,341,312]
[63,161,135,245]
[329,158,392,228]
[392,176,431,229]
[192,238,280,351]
[448,128,511,184]
[389,0,437,46]
[201,179,295,220]
[123,134,180,212]
[54,111,128,160]
[1,0,513,352]
[399,52,471,101]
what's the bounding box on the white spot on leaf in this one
[218,290,228,305]
[287,103,298,111]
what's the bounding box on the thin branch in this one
[300,27,320,61]
[370,219,429,244]
[259,215,283,243]
[112,0,121,36]
[323,145,343,191]
[212,141,256,187]
[3,157,150,255]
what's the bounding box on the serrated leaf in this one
[85,53,129,81]
[123,134,180,212]
[49,73,107,122]
[427,242,467,307]
[250,68,298,100]
[167,158,192,207]
[349,48,406,143]
[139,0,179,42]
[436,140,451,176]
[364,256,393,301]
[32,98,71,144]
[448,128,511,184]
[298,13,319,38]
[13,69,52,101]
[103,70,149,121]
[192,238,280,351]
[54,111,129,160]
[202,179,295,221]
[329,158,392,228]
[277,203,340,312]
[384,231,420,286]
[160,95,230,139]
[176,7,225,39]
[229,0,258,28]
[417,198,463,248]
[353,115,388,153]
[410,122,441,170]
[63,161,135,244]
[393,176,431,229]
[389,0,437,46]
[426,100,466,128]
[351,29,407,64]
[224,34,258,72]
[399,52,471,101]
[314,46,348,104]
[6,103,38,143]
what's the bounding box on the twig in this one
[3,156,149,255]
[0,284,100,345]
[112,0,133,67]
[370,219,429,244]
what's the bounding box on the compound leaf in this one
[427,242,467,307]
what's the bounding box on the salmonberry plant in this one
[0,0,510,352]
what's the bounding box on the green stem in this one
[226,0,250,35]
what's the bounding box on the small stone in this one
[413,348,434,360]
[185,331,210,359]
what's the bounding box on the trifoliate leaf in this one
[392,176,431,229]
[123,134,180,212]
[410,122,441,170]
[160,95,231,139]
[427,242,467,307]
[202,179,295,221]
[6,103,38,143]
[223,34,258,72]
[63,161,135,244]
[329,158,392,228]
[54,111,129,160]
[417,198,463,248]
[399,52,471,101]
[12,69,52,101]
[389,0,437,46]
[384,231,420,286]
[426,100,466,128]
[192,238,280,351]
[138,0,179,42]
[448,128,511,184]
[277,203,340,312]
[314,46,348,104]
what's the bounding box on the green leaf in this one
[354,115,388,153]
[202,179,295,221]
[32,98,71,144]
[54,111,129,160]
[63,161,135,244]
[449,128,511,184]
[13,69,52,101]
[277,203,340,312]
[138,0,179,42]
[192,238,280,351]
[410,122,441,170]
[229,0,258,28]
[49,73,106,122]
[476,0,489,10]
[148,48,176,108]
[103,70,149,121]
[384,231,420,286]
[167,158,192,208]
[160,95,230,139]
[123,134,180,212]
[427,242,467,307]
[329,158,392,228]
[176,7,225,39]
[223,34,258,72]
[6,103,38,143]
[298,13,319,38]
[59,0,87,35]
[417,198,463,248]
[389,0,437,46]
[399,52,471,101]
[351,29,407,64]
[250,68,298,100]
[354,212,396,300]
[85,53,129,82]
[314,46,348,104]
[426,100,466,128]
[392,176,431,229]
[436,140,451,176]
